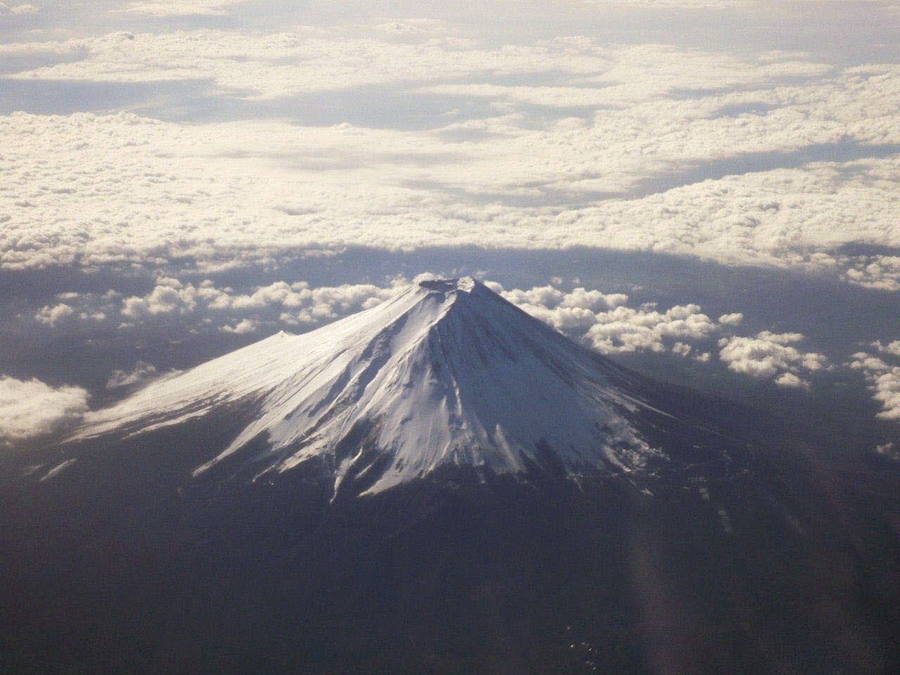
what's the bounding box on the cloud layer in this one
[0,28,897,285]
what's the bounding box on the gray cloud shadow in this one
[402,142,900,207]
[0,49,90,76]
[139,82,604,131]
[0,70,610,130]
[628,142,900,198]
[399,178,619,208]
[709,101,780,118]
[0,77,216,115]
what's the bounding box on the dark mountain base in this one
[2,408,898,674]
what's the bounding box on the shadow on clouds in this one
[628,142,900,198]
[0,77,216,115]
[403,142,900,207]
[0,74,604,129]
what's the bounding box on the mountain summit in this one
[75,277,667,495]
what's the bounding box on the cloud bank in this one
[0,29,897,286]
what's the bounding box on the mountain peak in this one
[417,276,479,294]
[73,278,666,496]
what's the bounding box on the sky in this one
[0,0,897,454]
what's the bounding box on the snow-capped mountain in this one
[8,279,898,674]
[74,277,668,495]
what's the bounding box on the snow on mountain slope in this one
[74,277,667,495]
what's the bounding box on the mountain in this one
[2,278,898,673]
[73,277,670,496]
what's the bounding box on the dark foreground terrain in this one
[2,396,898,674]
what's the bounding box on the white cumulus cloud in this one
[718,312,744,326]
[0,376,89,444]
[106,361,160,390]
[717,331,828,389]
[585,304,720,355]
[488,282,725,355]
[221,318,259,334]
[872,339,900,357]
[848,348,900,421]
[35,303,75,326]
[40,277,405,334]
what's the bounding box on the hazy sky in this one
[0,1,897,446]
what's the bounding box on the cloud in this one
[221,318,258,334]
[718,312,744,326]
[30,275,734,361]
[1,103,897,280]
[876,442,899,461]
[583,0,752,6]
[500,285,627,312]
[872,339,900,356]
[372,19,448,37]
[3,30,611,99]
[774,372,810,390]
[561,287,630,311]
[585,303,720,355]
[200,279,399,328]
[671,341,693,357]
[585,0,900,7]
[0,3,38,15]
[717,331,828,389]
[121,277,197,319]
[26,274,859,400]
[839,253,900,291]
[120,1,245,17]
[0,27,897,280]
[872,370,900,420]
[37,277,405,334]
[106,361,159,390]
[0,376,89,444]
[35,303,75,326]
[848,348,900,421]
[486,282,724,355]
[34,279,841,394]
[35,301,106,326]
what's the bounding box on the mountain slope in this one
[74,277,668,495]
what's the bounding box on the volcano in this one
[75,277,671,496]
[2,278,897,673]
